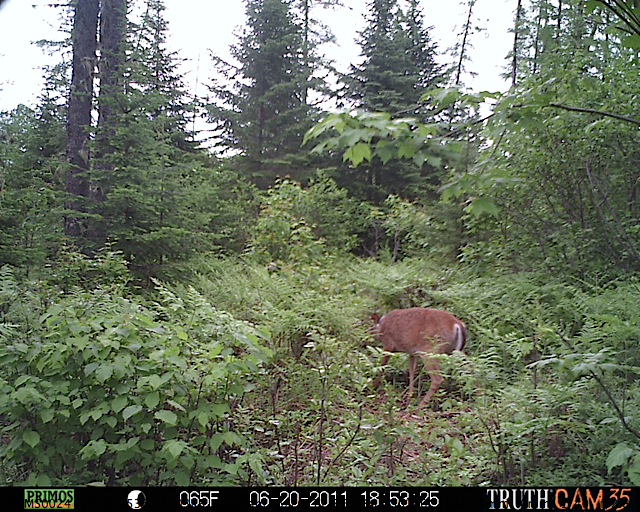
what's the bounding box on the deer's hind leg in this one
[407,354,417,398]
[417,357,444,408]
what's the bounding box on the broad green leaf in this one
[210,403,230,417]
[343,142,371,166]
[90,408,104,421]
[197,411,210,427]
[141,439,154,451]
[209,433,224,452]
[584,0,599,13]
[112,395,128,413]
[174,470,190,486]
[223,431,236,446]
[164,439,186,459]
[397,142,416,159]
[629,456,640,486]
[84,362,100,376]
[467,197,500,217]
[123,405,143,421]
[375,140,396,164]
[36,474,52,487]
[80,439,107,459]
[621,34,640,49]
[95,364,113,383]
[425,155,442,168]
[606,443,634,471]
[168,399,187,413]
[342,128,371,146]
[155,409,178,426]
[14,387,44,404]
[145,391,160,409]
[15,375,32,386]
[23,431,40,448]
[40,409,54,423]
[147,374,163,390]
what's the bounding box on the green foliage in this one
[377,194,465,262]
[0,266,272,485]
[248,175,365,264]
[433,272,640,485]
[182,255,370,361]
[2,0,640,489]
[586,0,640,49]
[342,0,442,114]
[174,255,495,485]
[607,442,640,485]
[207,0,325,185]
[482,56,640,274]
[249,180,326,265]
[303,88,497,207]
[93,2,219,268]
[2,247,639,486]
[45,245,131,292]
[0,105,65,266]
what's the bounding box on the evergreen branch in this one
[446,112,495,139]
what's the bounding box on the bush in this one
[0,271,272,485]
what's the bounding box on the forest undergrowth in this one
[1,248,638,486]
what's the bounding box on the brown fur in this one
[371,308,467,408]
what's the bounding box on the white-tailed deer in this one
[370,307,467,408]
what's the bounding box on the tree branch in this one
[547,102,640,126]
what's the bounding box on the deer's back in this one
[375,307,466,355]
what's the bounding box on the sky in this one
[0,0,515,112]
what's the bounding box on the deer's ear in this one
[371,313,380,323]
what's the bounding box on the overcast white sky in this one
[0,0,514,112]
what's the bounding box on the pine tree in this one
[0,101,65,266]
[292,0,340,107]
[96,0,220,270]
[96,0,127,172]
[207,0,316,187]
[450,0,483,86]
[333,0,444,202]
[342,0,441,115]
[401,0,443,109]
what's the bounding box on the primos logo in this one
[24,489,74,509]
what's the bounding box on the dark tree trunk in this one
[454,0,475,86]
[97,0,127,168]
[65,0,99,239]
[90,0,127,245]
[511,0,522,87]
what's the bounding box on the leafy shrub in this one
[0,277,272,485]
[248,175,367,264]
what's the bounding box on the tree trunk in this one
[454,0,475,86]
[93,0,127,243]
[65,0,99,239]
[511,0,522,87]
[97,0,127,166]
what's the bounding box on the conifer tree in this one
[335,0,443,202]
[96,0,223,269]
[96,0,127,172]
[207,0,317,187]
[342,0,440,115]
